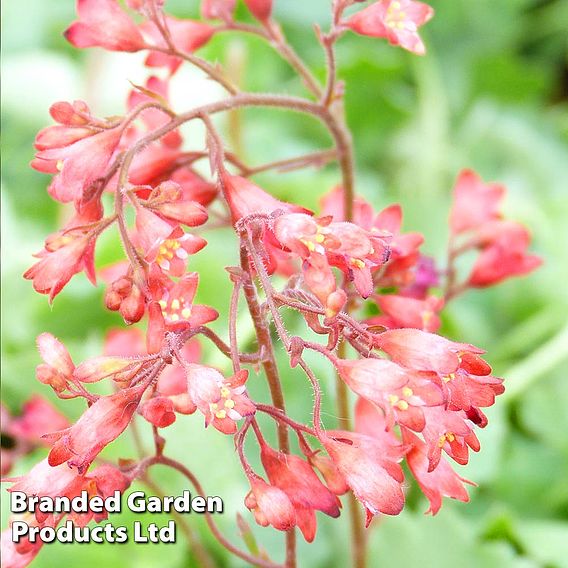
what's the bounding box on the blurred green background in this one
[2,0,568,566]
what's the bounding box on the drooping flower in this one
[7,459,87,523]
[420,406,480,471]
[449,169,505,235]
[346,0,434,55]
[402,427,473,514]
[32,125,122,204]
[222,173,310,224]
[320,428,406,525]
[370,294,444,332]
[244,475,296,531]
[35,333,75,392]
[467,221,542,287]
[45,383,146,473]
[73,355,143,385]
[335,358,412,405]
[24,232,96,303]
[260,443,341,542]
[65,0,146,52]
[320,187,425,293]
[376,328,485,375]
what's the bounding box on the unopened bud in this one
[140,397,176,428]
[120,286,145,324]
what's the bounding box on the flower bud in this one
[244,0,272,21]
[140,397,177,428]
[36,364,68,393]
[74,357,135,383]
[120,285,146,324]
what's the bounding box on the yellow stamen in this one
[215,410,227,419]
[402,387,413,398]
[350,258,365,269]
[396,400,409,411]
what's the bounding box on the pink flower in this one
[376,328,485,375]
[45,384,146,473]
[8,396,69,443]
[307,452,349,496]
[371,294,443,332]
[321,429,406,525]
[170,168,218,207]
[201,0,236,20]
[320,188,426,293]
[7,459,87,523]
[442,365,504,415]
[274,213,390,299]
[105,275,147,325]
[136,210,207,276]
[141,181,209,228]
[402,428,473,514]
[186,366,255,434]
[244,0,272,21]
[24,232,96,303]
[151,272,219,329]
[140,396,177,428]
[467,221,542,287]
[73,356,143,385]
[260,443,340,542]
[449,169,505,235]
[244,475,296,531]
[65,0,146,52]
[420,406,480,471]
[346,0,434,55]
[1,528,41,568]
[32,126,122,204]
[335,358,412,404]
[35,333,75,392]
[143,17,215,74]
[222,173,310,223]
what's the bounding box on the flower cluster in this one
[3,1,541,567]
